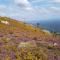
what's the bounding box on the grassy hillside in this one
[0,17,60,60]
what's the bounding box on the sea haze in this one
[26,20,60,33]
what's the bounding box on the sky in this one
[0,0,60,21]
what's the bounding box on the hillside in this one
[0,17,60,60]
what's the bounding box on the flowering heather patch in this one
[0,17,60,60]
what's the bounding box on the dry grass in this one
[0,17,60,60]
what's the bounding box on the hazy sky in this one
[0,0,60,21]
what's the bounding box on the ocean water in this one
[26,20,60,33]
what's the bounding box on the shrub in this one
[47,44,54,49]
[2,37,10,43]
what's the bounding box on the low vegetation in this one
[0,17,60,60]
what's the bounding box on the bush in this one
[2,37,10,43]
[47,44,54,49]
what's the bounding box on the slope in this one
[0,17,60,60]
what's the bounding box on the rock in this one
[53,43,58,46]
[1,21,9,25]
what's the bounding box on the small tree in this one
[36,23,40,27]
